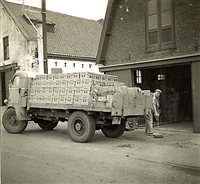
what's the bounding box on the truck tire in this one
[37,120,58,130]
[2,108,28,134]
[101,121,126,138]
[68,111,95,143]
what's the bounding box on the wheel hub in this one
[75,123,82,131]
[74,120,85,135]
[10,115,18,126]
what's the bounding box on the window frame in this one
[3,36,10,60]
[135,70,142,84]
[145,0,176,52]
[12,75,20,86]
[157,74,166,81]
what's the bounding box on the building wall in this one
[0,3,40,105]
[105,69,133,87]
[104,0,200,65]
[191,60,200,133]
[0,74,3,105]
[48,59,102,74]
[0,3,38,71]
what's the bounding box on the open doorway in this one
[0,73,6,106]
[166,65,192,122]
[134,64,192,123]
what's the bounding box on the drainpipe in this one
[37,23,44,73]
[41,0,48,74]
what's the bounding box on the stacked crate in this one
[28,72,119,107]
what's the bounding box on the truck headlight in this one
[4,99,8,105]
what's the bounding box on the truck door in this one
[9,74,27,107]
[9,75,20,105]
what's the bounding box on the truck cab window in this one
[12,76,20,86]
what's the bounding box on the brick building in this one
[97,0,200,132]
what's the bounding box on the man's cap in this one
[155,89,162,94]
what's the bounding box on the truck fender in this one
[15,105,31,121]
[6,105,31,121]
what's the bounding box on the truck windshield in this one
[12,76,20,86]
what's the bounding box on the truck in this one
[2,71,152,143]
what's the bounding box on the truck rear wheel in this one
[68,111,95,143]
[37,120,58,130]
[101,121,125,138]
[2,108,28,134]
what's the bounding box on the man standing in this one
[169,88,179,123]
[145,89,162,135]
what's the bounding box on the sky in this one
[6,0,108,20]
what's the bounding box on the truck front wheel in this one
[2,108,28,134]
[101,121,125,138]
[68,111,95,143]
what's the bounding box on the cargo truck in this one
[2,71,152,143]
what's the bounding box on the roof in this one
[2,0,103,60]
[96,0,114,63]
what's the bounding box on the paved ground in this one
[1,106,200,184]
[0,105,197,145]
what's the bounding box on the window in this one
[136,70,142,84]
[35,48,38,58]
[82,64,84,68]
[12,76,20,86]
[3,36,9,60]
[47,24,55,33]
[158,74,165,80]
[89,64,92,68]
[64,62,67,67]
[146,0,175,51]
[55,61,57,66]
[73,63,75,67]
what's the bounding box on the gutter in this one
[48,53,96,62]
[99,53,200,72]
[23,11,43,39]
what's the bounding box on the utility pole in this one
[41,0,48,74]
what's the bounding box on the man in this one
[169,87,179,123]
[145,89,162,136]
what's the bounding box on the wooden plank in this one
[29,103,112,113]
[123,94,145,116]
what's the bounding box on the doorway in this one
[0,73,6,106]
[134,64,192,123]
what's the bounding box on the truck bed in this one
[27,72,152,116]
[29,103,112,113]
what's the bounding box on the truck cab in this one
[8,71,32,106]
[6,71,38,116]
[3,71,40,133]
